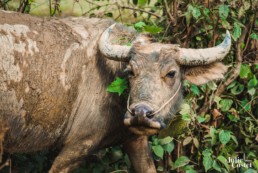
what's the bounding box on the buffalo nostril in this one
[146,111,154,119]
[132,105,154,118]
[131,108,136,116]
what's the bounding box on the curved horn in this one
[98,23,132,62]
[178,30,231,65]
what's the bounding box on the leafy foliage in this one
[106,77,128,96]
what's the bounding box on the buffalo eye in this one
[127,70,135,77]
[166,71,176,78]
[124,68,135,77]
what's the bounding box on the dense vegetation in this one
[0,0,257,172]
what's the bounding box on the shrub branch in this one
[162,0,177,25]
[198,25,249,115]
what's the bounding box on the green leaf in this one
[227,114,239,122]
[221,20,231,29]
[203,156,213,172]
[233,22,242,41]
[244,1,251,10]
[159,136,173,145]
[180,103,191,115]
[163,142,174,153]
[202,148,213,156]
[157,166,164,171]
[248,75,257,89]
[203,8,210,17]
[210,127,217,146]
[185,169,197,173]
[152,136,159,145]
[238,6,245,18]
[219,5,229,19]
[248,88,256,96]
[217,155,230,171]
[182,114,191,121]
[196,116,206,123]
[214,96,222,109]
[230,83,244,95]
[253,159,258,170]
[212,160,222,172]
[134,21,146,30]
[230,135,238,145]
[227,81,236,90]
[241,99,251,111]
[183,136,192,146]
[192,6,201,19]
[174,156,190,168]
[138,0,147,6]
[152,145,164,158]
[143,25,163,34]
[207,81,217,90]
[196,36,202,41]
[184,166,197,173]
[219,130,231,145]
[191,84,200,96]
[240,64,251,78]
[220,99,233,112]
[184,11,192,27]
[244,169,257,173]
[250,33,258,40]
[106,77,128,96]
[193,137,199,148]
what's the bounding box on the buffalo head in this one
[99,24,231,135]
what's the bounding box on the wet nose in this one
[132,105,154,119]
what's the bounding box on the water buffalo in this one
[0,10,231,172]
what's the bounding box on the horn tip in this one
[107,23,116,33]
[219,30,231,49]
[225,30,231,43]
[110,23,116,29]
[226,30,231,40]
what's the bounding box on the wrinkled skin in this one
[0,11,229,173]
[124,45,183,136]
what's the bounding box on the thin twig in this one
[84,0,100,6]
[215,14,255,96]
[243,15,255,53]
[120,6,161,18]
[198,15,254,115]
[172,0,177,18]
[198,123,210,130]
[162,0,176,25]
[49,0,52,16]
[52,0,60,16]
[0,159,9,170]
[82,2,116,16]
[17,0,28,13]
[83,0,161,19]
[200,87,210,115]
[215,29,248,96]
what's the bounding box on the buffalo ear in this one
[183,62,228,85]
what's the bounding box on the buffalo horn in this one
[99,23,132,62]
[178,30,231,65]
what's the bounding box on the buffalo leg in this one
[124,136,156,173]
[49,140,94,173]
